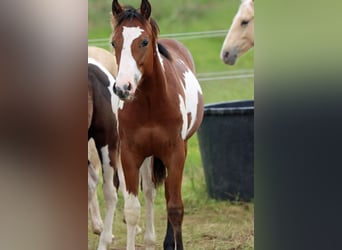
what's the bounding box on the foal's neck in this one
[140,47,170,103]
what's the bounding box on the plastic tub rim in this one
[204,99,254,116]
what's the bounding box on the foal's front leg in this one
[121,148,143,250]
[117,152,142,235]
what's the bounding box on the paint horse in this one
[88,51,122,250]
[111,0,204,249]
[220,0,254,65]
[88,46,118,237]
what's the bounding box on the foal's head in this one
[220,0,254,65]
[111,0,159,101]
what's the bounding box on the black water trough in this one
[197,100,254,201]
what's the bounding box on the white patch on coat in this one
[116,26,144,90]
[179,94,188,140]
[176,59,202,136]
[88,57,124,133]
[88,57,124,113]
[183,69,202,135]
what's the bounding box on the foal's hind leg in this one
[97,145,118,250]
[141,157,156,249]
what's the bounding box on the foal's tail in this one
[153,157,166,187]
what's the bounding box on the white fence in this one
[88,29,254,82]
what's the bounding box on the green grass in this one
[89,0,254,249]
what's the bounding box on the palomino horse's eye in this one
[111,41,116,48]
[141,39,149,47]
[241,20,249,27]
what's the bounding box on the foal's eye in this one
[111,41,116,48]
[241,20,249,27]
[141,39,149,47]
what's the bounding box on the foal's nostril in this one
[124,83,132,91]
[223,51,229,59]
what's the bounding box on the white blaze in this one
[116,26,144,90]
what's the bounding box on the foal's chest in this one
[118,107,184,154]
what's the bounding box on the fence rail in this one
[197,70,254,82]
[88,29,254,82]
[88,29,228,46]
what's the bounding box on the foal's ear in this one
[112,0,123,17]
[140,0,151,20]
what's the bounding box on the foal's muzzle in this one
[113,82,132,100]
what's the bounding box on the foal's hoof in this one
[92,222,104,235]
[164,247,175,250]
[92,229,102,235]
[163,243,175,250]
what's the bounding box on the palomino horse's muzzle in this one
[221,46,239,65]
[221,50,238,65]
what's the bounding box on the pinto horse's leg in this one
[88,161,104,235]
[97,145,118,250]
[88,161,98,206]
[141,157,156,249]
[163,144,186,250]
[120,146,143,250]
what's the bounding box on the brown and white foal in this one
[111,0,204,249]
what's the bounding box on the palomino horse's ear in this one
[140,0,151,20]
[112,0,123,17]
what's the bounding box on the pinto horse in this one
[88,46,118,237]
[220,0,254,65]
[110,0,204,249]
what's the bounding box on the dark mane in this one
[157,43,172,60]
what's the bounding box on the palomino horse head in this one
[111,0,158,101]
[220,0,254,65]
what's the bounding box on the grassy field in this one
[89,0,254,249]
